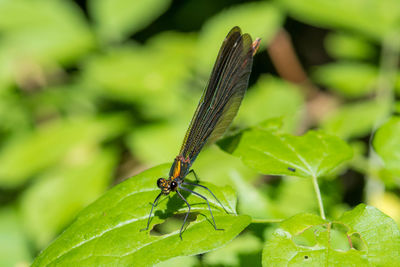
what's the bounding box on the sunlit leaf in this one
[231,127,352,178]
[262,205,400,266]
[339,204,400,265]
[0,207,31,266]
[20,148,118,249]
[0,114,128,188]
[373,116,400,176]
[278,0,400,41]
[324,32,376,60]
[312,62,378,98]
[322,99,390,139]
[198,2,283,73]
[32,164,250,266]
[89,0,171,42]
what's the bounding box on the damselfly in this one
[142,26,260,239]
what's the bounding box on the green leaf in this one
[154,256,199,267]
[126,121,187,165]
[203,233,263,266]
[339,204,400,265]
[230,170,271,220]
[27,83,99,119]
[262,205,400,266]
[324,32,376,60]
[236,76,304,132]
[32,164,250,266]
[232,128,352,178]
[0,89,31,135]
[395,77,400,97]
[373,116,400,176]
[0,207,31,266]
[312,62,378,98]
[83,32,197,119]
[278,0,400,41]
[0,114,128,188]
[89,0,171,42]
[395,100,400,112]
[322,100,390,139]
[0,0,94,86]
[20,148,118,249]
[198,2,283,73]
[269,177,318,218]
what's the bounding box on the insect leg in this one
[188,169,199,183]
[140,192,162,232]
[179,184,224,231]
[183,182,230,214]
[176,190,191,240]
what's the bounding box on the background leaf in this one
[0,0,93,87]
[373,116,400,176]
[20,148,118,249]
[203,232,263,266]
[0,207,31,266]
[197,2,283,73]
[322,100,390,139]
[82,32,197,120]
[89,0,171,42]
[0,114,128,188]
[324,32,376,60]
[312,62,378,98]
[236,75,304,132]
[278,0,400,41]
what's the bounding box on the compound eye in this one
[157,178,163,188]
[170,181,178,190]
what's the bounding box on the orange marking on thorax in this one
[172,160,181,180]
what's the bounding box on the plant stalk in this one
[312,174,326,220]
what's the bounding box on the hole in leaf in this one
[304,255,309,260]
[293,227,317,247]
[330,223,351,251]
[150,212,198,236]
[292,222,367,253]
[350,232,367,251]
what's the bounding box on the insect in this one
[142,26,260,239]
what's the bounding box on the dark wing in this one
[179,26,258,163]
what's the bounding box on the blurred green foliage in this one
[1,0,400,266]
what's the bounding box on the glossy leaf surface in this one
[32,164,250,266]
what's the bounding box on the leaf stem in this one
[251,218,283,224]
[311,174,326,220]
